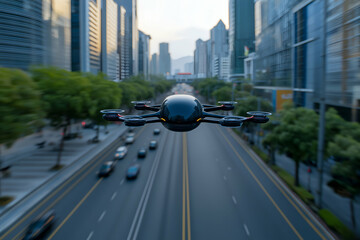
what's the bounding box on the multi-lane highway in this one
[0,122,335,240]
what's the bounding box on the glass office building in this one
[0,0,71,71]
[325,0,360,120]
[0,1,43,70]
[254,0,296,88]
[71,0,102,73]
[43,0,71,70]
[101,0,118,81]
[229,0,255,79]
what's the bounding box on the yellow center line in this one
[182,136,186,240]
[184,133,191,240]
[217,128,303,240]
[226,128,329,240]
[182,132,191,240]
[47,178,103,240]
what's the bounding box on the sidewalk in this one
[249,132,360,235]
[0,123,127,232]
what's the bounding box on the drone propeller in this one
[246,111,271,123]
[123,115,146,127]
[219,116,247,128]
[247,111,272,117]
[100,109,125,114]
[131,101,151,105]
[218,101,238,105]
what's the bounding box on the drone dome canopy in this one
[160,94,203,132]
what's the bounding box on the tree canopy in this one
[0,68,43,147]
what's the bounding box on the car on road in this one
[138,148,147,158]
[114,146,127,160]
[153,128,160,135]
[126,164,140,179]
[127,132,135,137]
[125,136,135,144]
[149,140,157,150]
[23,210,55,240]
[98,161,116,177]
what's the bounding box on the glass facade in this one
[293,0,324,108]
[118,5,128,80]
[43,0,71,70]
[325,0,360,119]
[229,0,255,77]
[71,0,101,73]
[254,0,296,87]
[0,0,44,70]
[101,0,118,80]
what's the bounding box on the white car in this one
[114,146,128,160]
[125,136,135,144]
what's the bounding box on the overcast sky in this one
[137,0,229,60]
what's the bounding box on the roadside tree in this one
[32,67,92,168]
[87,73,122,139]
[0,68,43,196]
[263,107,318,186]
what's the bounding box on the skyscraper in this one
[0,0,71,71]
[210,20,229,79]
[101,0,118,80]
[229,0,255,79]
[150,53,158,75]
[0,1,43,70]
[159,43,171,75]
[194,39,208,78]
[118,5,128,80]
[71,0,101,73]
[119,0,138,76]
[138,30,151,78]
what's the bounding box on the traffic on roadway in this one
[0,122,335,240]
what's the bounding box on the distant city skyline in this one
[137,0,229,59]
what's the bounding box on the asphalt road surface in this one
[0,123,335,240]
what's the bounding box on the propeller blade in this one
[100,109,125,114]
[246,111,272,117]
[131,101,151,105]
[218,101,238,105]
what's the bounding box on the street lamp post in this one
[317,0,328,209]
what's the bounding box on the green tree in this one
[212,86,233,102]
[0,68,43,147]
[328,135,360,229]
[32,67,92,168]
[87,73,122,139]
[0,68,43,196]
[263,107,318,186]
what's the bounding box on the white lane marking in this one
[98,211,106,222]
[244,224,250,236]
[120,179,124,185]
[228,167,232,171]
[86,231,94,240]
[127,130,169,240]
[232,196,237,205]
[111,192,117,201]
[224,176,227,181]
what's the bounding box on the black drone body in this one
[101,94,271,132]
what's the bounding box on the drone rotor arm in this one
[202,112,226,119]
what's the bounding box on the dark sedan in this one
[138,148,147,158]
[23,210,55,240]
[153,128,160,135]
[149,140,157,150]
[126,164,140,179]
[98,161,116,177]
